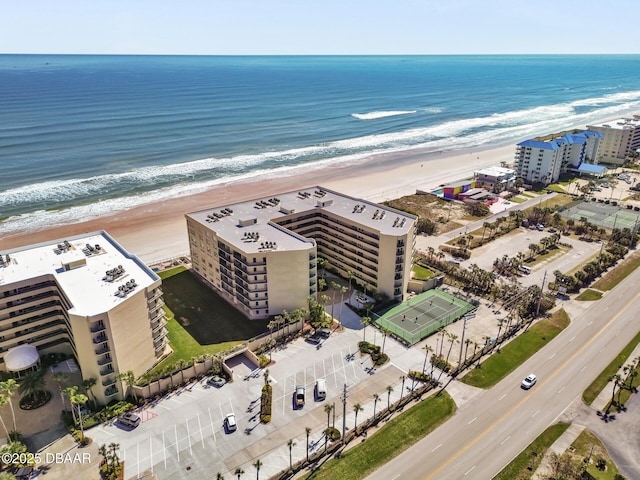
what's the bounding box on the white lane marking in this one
[588,321,593,326]
[532,409,540,418]
[549,352,557,359]
[499,393,507,401]
[162,431,167,468]
[558,386,565,394]
[432,443,442,452]
[580,366,587,372]
[500,435,510,445]
[569,336,576,342]
[468,417,477,425]
[464,466,476,476]
[174,425,180,461]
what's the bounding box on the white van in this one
[519,265,532,275]
[315,378,327,401]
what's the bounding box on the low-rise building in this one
[186,187,417,319]
[0,232,168,404]
[473,166,516,192]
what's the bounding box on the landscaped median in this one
[461,309,570,389]
[302,392,456,480]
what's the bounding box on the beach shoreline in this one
[0,142,515,262]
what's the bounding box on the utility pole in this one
[535,271,547,317]
[341,383,347,443]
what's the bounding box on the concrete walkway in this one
[532,422,586,480]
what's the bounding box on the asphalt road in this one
[366,261,640,480]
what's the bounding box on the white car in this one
[521,374,537,389]
[225,413,237,432]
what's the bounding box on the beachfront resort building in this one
[587,116,640,165]
[186,187,417,320]
[0,232,168,404]
[514,129,604,185]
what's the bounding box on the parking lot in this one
[88,326,439,479]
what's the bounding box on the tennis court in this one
[374,289,476,345]
[561,201,640,230]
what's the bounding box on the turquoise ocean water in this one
[2,54,640,234]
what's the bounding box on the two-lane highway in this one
[367,264,640,480]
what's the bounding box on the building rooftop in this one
[474,166,515,177]
[186,186,416,253]
[588,116,640,130]
[0,231,159,316]
[517,130,603,150]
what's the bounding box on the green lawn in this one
[583,329,640,406]
[303,392,456,480]
[509,196,527,203]
[412,264,435,280]
[493,423,570,480]
[461,310,570,389]
[571,429,622,479]
[591,251,640,291]
[575,289,603,301]
[148,267,269,374]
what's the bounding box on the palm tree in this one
[216,473,225,480]
[253,459,262,480]
[386,385,394,410]
[347,270,355,306]
[606,374,622,415]
[481,222,490,242]
[234,467,244,480]
[324,403,333,428]
[108,442,121,467]
[53,373,68,411]
[116,370,137,402]
[361,316,371,342]
[70,391,89,440]
[422,344,433,376]
[399,375,406,401]
[0,379,19,433]
[0,396,12,439]
[372,393,380,419]
[64,386,79,424]
[81,377,97,407]
[287,439,296,470]
[380,327,389,354]
[18,370,46,403]
[263,369,270,387]
[339,286,348,322]
[305,427,311,463]
[330,282,340,320]
[353,403,363,432]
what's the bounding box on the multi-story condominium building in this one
[0,232,168,404]
[186,187,417,320]
[514,129,603,185]
[587,116,640,165]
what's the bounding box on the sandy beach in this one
[0,144,515,263]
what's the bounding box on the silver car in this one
[521,374,537,389]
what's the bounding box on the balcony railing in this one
[90,323,105,333]
[97,355,112,366]
[104,386,118,397]
[93,333,107,344]
[101,376,117,387]
[100,365,114,376]
[94,344,110,355]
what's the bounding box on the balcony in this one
[100,365,114,376]
[90,322,105,333]
[104,385,118,397]
[151,318,167,332]
[97,354,112,366]
[101,376,117,387]
[93,333,107,344]
[94,344,110,355]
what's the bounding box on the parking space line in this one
[162,431,167,468]
[174,425,180,461]
[331,355,338,387]
[186,420,193,456]
[137,442,140,479]
[198,414,205,448]
[149,437,153,475]
[208,408,217,443]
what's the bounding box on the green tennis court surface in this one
[374,289,477,345]
[561,201,640,230]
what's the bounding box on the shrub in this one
[258,355,270,368]
[408,370,431,382]
[325,427,341,441]
[260,384,272,423]
[431,355,452,373]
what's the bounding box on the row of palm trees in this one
[605,356,640,415]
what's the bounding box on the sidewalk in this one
[532,423,586,480]
[590,343,640,412]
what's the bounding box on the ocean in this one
[2,54,640,235]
